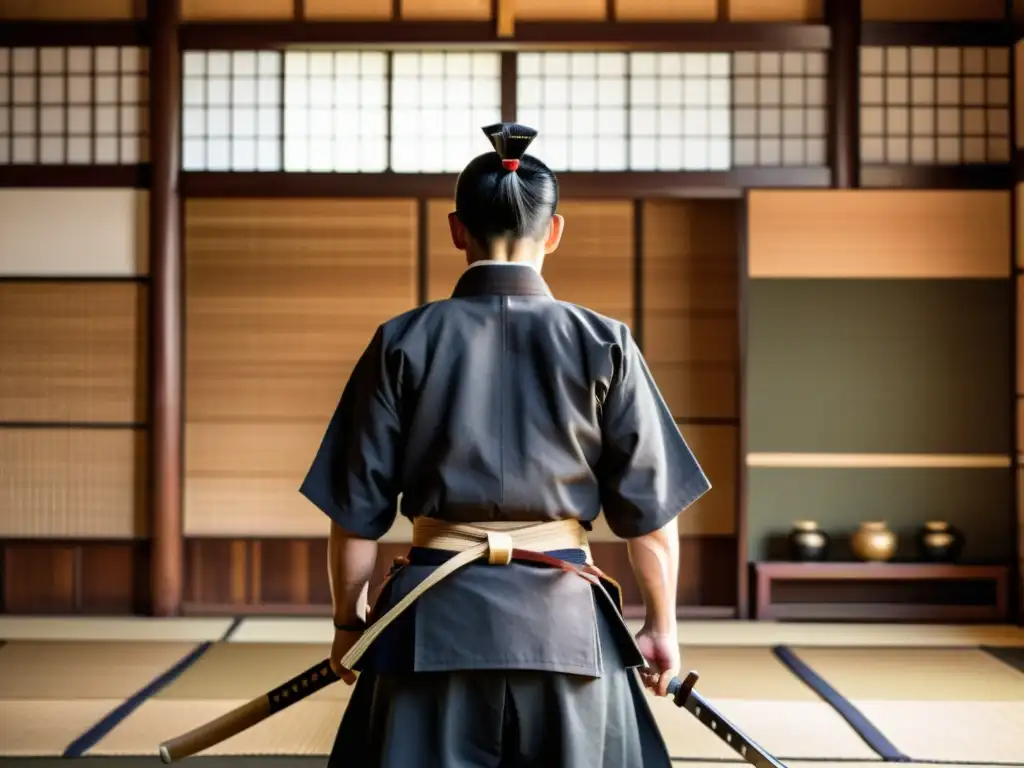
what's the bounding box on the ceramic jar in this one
[915,521,965,562]
[850,521,897,562]
[788,520,830,561]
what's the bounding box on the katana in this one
[159,662,788,766]
[667,672,788,768]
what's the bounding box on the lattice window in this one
[517,52,732,172]
[284,50,388,173]
[0,46,148,165]
[517,52,629,172]
[731,51,827,167]
[182,50,282,172]
[859,46,1011,165]
[390,52,501,173]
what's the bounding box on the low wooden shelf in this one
[752,562,1010,622]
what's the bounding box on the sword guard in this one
[667,671,699,707]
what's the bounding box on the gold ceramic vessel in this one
[850,521,897,562]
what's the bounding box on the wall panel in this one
[0,282,146,424]
[748,280,1011,455]
[184,198,417,537]
[614,0,717,21]
[1016,42,1024,150]
[727,0,823,21]
[1,540,147,613]
[677,424,736,535]
[306,0,393,18]
[180,0,292,19]
[0,0,140,19]
[861,0,1005,20]
[0,191,148,277]
[0,428,146,538]
[642,199,738,420]
[515,0,607,20]
[399,0,492,19]
[544,201,634,325]
[749,190,1010,278]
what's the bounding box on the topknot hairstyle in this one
[454,122,559,243]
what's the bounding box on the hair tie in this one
[501,159,520,172]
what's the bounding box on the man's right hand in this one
[635,626,680,697]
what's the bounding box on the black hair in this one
[454,122,559,244]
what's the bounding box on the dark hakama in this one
[300,262,710,768]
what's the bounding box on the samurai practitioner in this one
[300,123,711,767]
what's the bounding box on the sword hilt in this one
[666,671,699,707]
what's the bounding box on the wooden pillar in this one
[826,0,861,188]
[148,0,183,616]
[1010,3,1022,623]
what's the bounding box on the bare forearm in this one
[625,518,679,637]
[327,522,378,625]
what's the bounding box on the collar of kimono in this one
[451,261,553,299]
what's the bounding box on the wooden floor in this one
[0,619,1022,765]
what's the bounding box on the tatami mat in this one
[87,698,345,756]
[660,622,1024,648]
[675,647,818,701]
[0,641,200,699]
[853,700,1024,764]
[0,617,231,642]
[789,648,1024,764]
[653,697,882,760]
[231,617,1024,647]
[791,648,1024,701]
[156,643,348,702]
[0,700,122,756]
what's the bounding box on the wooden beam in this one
[736,192,749,618]
[862,20,1014,47]
[0,21,147,46]
[826,0,860,189]
[180,169,829,199]
[0,166,149,188]
[148,0,184,618]
[1011,0,1022,626]
[178,20,831,50]
[862,164,1012,189]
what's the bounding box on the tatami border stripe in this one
[221,616,243,642]
[62,641,214,757]
[980,645,1024,675]
[771,645,911,762]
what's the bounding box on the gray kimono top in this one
[300,262,710,677]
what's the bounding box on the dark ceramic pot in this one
[788,520,830,562]
[915,521,965,562]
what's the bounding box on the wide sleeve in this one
[596,328,711,539]
[299,326,403,540]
